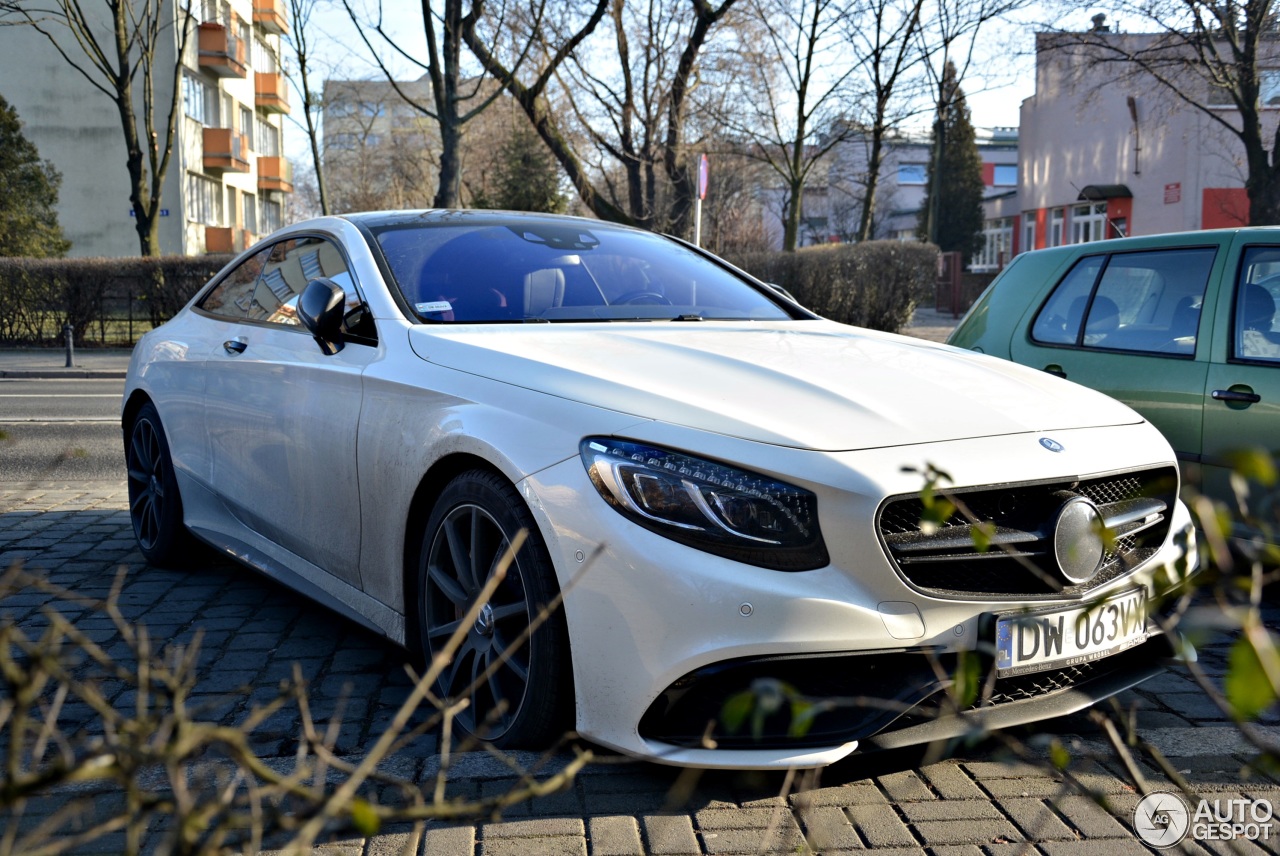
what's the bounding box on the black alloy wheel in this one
[125,402,191,566]
[418,470,571,747]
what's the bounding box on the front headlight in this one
[580,437,829,571]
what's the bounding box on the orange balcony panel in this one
[203,128,251,173]
[198,23,247,78]
[253,0,289,35]
[255,72,289,114]
[257,156,294,193]
[206,226,234,253]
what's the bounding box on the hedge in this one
[727,240,939,334]
[0,255,233,346]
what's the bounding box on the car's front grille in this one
[877,466,1178,599]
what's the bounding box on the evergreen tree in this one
[474,125,568,214]
[0,94,70,257]
[917,61,983,265]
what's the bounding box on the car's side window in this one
[1031,255,1104,344]
[1031,248,1215,355]
[1234,246,1280,363]
[246,236,374,342]
[198,247,271,320]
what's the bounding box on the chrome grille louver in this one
[877,467,1179,599]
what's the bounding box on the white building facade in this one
[0,0,292,257]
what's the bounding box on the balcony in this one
[205,226,235,253]
[255,72,289,114]
[257,156,293,193]
[198,23,247,78]
[206,226,254,254]
[202,128,251,173]
[253,0,289,35]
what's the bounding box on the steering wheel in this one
[613,291,672,306]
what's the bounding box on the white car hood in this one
[408,322,1142,452]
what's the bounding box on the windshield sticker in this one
[415,301,453,314]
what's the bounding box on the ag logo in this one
[1133,791,1190,848]
[1039,437,1065,453]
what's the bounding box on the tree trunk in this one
[857,117,887,242]
[1247,168,1280,225]
[782,185,803,251]
[434,114,462,207]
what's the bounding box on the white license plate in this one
[995,589,1148,677]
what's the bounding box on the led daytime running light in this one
[580,437,828,571]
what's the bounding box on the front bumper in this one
[521,423,1199,768]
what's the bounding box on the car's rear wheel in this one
[126,402,193,566]
[417,470,572,748]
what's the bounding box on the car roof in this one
[338,208,644,235]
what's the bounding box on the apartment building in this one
[0,0,292,257]
[783,127,1019,257]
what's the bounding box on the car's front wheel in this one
[125,402,193,566]
[417,470,572,748]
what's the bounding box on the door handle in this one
[1211,388,1261,404]
[1043,364,1067,378]
[223,339,247,355]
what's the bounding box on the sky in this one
[281,3,1061,163]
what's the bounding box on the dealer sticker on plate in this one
[995,589,1148,677]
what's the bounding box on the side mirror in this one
[297,278,346,355]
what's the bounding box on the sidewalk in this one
[0,347,133,378]
[3,481,1277,855]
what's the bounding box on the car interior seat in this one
[1242,283,1277,333]
[1083,295,1121,344]
[1169,295,1201,340]
[524,268,566,318]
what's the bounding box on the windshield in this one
[370,220,793,323]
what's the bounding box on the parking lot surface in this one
[2,481,1279,854]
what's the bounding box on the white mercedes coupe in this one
[123,211,1197,769]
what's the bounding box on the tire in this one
[125,402,194,567]
[417,470,572,748]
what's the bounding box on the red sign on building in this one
[1164,182,1182,204]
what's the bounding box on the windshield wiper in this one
[671,314,704,322]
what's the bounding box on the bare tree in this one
[283,0,331,215]
[843,0,926,241]
[339,0,521,208]
[0,0,196,256]
[463,0,738,234]
[1047,0,1280,225]
[716,0,858,250]
[322,81,437,211]
[915,0,1028,243]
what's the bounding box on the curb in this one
[0,370,129,379]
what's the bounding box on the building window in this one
[256,120,280,157]
[243,193,258,234]
[1071,202,1108,244]
[993,164,1017,186]
[240,105,254,148]
[1261,70,1280,107]
[253,38,276,74]
[262,198,283,234]
[183,75,210,123]
[973,217,1014,272]
[186,173,225,226]
[897,163,928,185]
[1022,212,1036,254]
[327,132,359,150]
[1049,208,1065,247]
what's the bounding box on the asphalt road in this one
[0,377,125,482]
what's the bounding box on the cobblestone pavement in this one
[3,481,1279,855]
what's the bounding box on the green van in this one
[948,228,1280,546]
